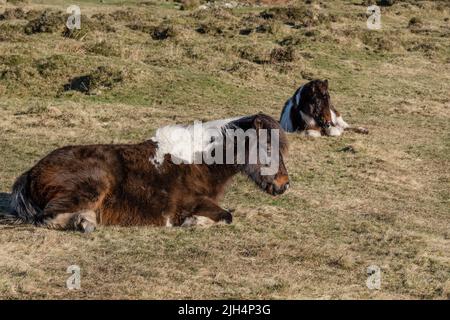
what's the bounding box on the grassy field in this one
[0,0,449,299]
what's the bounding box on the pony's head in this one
[226,114,290,196]
[299,79,333,129]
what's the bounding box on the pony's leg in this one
[72,210,97,233]
[40,196,99,232]
[332,108,350,130]
[42,210,97,233]
[346,127,369,134]
[325,126,343,136]
[182,197,232,227]
[332,106,369,134]
[304,127,322,138]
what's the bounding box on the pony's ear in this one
[323,79,329,89]
[253,116,263,129]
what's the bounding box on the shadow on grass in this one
[0,193,36,230]
[0,193,11,216]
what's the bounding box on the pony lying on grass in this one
[280,79,369,137]
[2,114,289,233]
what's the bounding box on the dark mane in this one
[226,113,289,155]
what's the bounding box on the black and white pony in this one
[280,79,368,137]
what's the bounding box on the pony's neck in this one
[211,163,239,177]
[199,163,239,201]
[291,104,307,131]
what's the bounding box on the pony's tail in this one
[1,172,40,225]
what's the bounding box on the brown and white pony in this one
[279,79,368,137]
[3,114,289,232]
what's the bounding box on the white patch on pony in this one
[328,109,347,136]
[336,116,349,129]
[325,126,342,136]
[280,99,295,132]
[305,129,321,138]
[165,217,173,227]
[300,111,317,127]
[294,85,304,105]
[330,109,338,125]
[150,117,240,166]
[280,85,304,133]
[181,216,196,227]
[194,216,215,226]
[181,216,215,227]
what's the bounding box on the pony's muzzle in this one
[273,182,289,195]
[320,120,332,128]
[269,176,290,195]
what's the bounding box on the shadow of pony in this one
[0,192,11,216]
[0,192,36,230]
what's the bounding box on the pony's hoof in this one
[81,220,96,233]
[220,211,233,224]
[355,127,369,134]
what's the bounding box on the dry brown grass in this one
[0,0,449,299]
